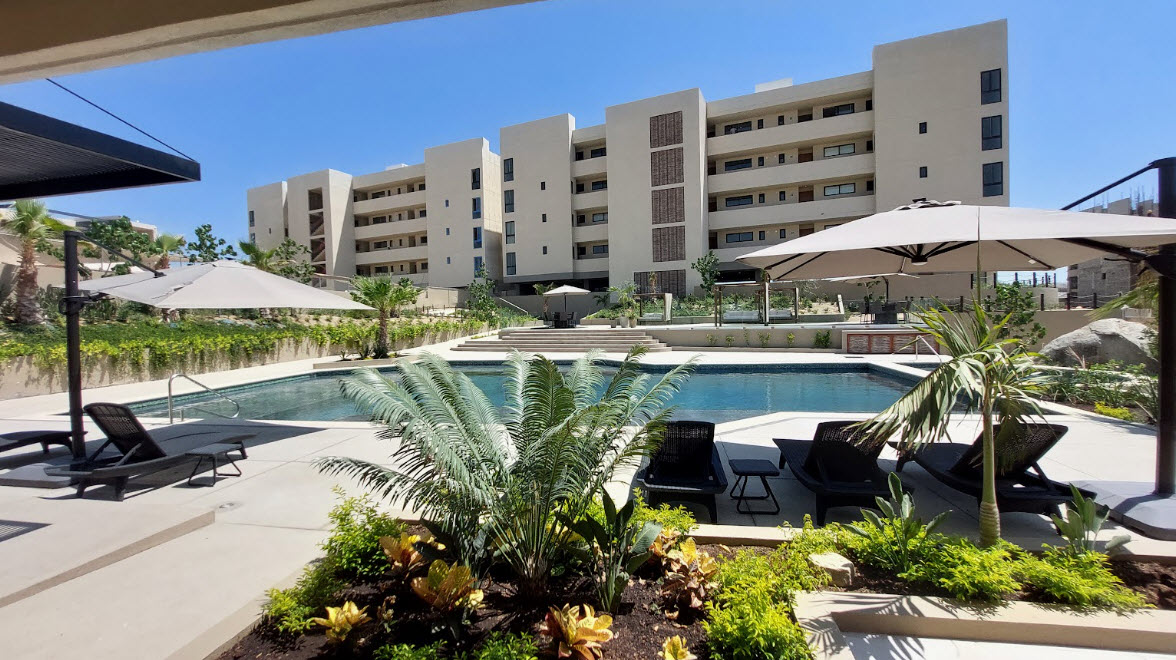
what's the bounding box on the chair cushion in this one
[729,458,780,477]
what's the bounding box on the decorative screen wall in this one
[652,225,685,262]
[649,111,683,148]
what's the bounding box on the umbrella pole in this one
[64,231,86,461]
[1157,158,1176,495]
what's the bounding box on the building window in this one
[779,228,787,239]
[758,230,765,240]
[725,232,754,243]
[505,252,516,275]
[777,115,786,125]
[723,120,753,135]
[592,212,608,223]
[577,246,586,257]
[420,236,427,245]
[822,102,855,118]
[540,181,546,190]
[445,199,449,207]
[756,118,764,129]
[918,121,927,134]
[542,245,548,255]
[249,233,256,243]
[919,166,928,178]
[591,180,607,191]
[983,162,1004,197]
[757,156,764,167]
[778,153,786,164]
[866,179,874,192]
[504,189,515,213]
[981,115,1002,150]
[724,195,754,208]
[471,167,481,190]
[472,197,481,219]
[576,214,585,225]
[373,240,388,249]
[724,158,752,172]
[823,143,856,158]
[504,221,515,244]
[758,193,765,204]
[592,244,608,254]
[575,150,584,161]
[866,99,873,111]
[446,256,451,264]
[503,158,514,181]
[866,140,873,152]
[542,213,547,223]
[823,183,856,197]
[576,182,584,193]
[590,146,606,158]
[472,227,483,249]
[779,191,786,201]
[474,256,483,273]
[981,68,1002,104]
[248,210,255,227]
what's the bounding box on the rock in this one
[1041,319,1156,371]
[808,552,855,587]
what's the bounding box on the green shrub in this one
[812,330,831,349]
[1094,402,1135,421]
[584,490,696,536]
[373,641,444,660]
[844,473,948,574]
[1015,548,1148,610]
[901,539,1020,602]
[321,487,407,578]
[262,558,346,635]
[468,632,538,660]
[705,585,811,660]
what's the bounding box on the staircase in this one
[453,327,670,353]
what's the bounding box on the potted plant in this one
[627,305,638,327]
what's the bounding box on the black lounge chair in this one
[636,420,728,523]
[45,403,252,500]
[896,423,1080,516]
[1,430,73,455]
[774,420,897,525]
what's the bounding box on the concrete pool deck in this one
[0,334,1173,659]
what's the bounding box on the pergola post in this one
[63,231,86,461]
[1156,157,1176,495]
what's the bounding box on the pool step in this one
[453,328,670,353]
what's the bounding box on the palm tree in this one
[857,303,1046,547]
[532,282,555,318]
[237,241,276,272]
[316,348,694,596]
[153,233,186,269]
[349,276,419,358]
[0,200,67,325]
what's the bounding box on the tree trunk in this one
[376,312,390,358]
[155,254,170,270]
[14,238,43,325]
[978,385,1001,547]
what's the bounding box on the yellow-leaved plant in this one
[380,533,429,575]
[311,601,371,643]
[410,560,484,613]
[539,604,614,660]
[660,538,718,619]
[661,635,697,660]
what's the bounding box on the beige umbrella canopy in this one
[738,201,1176,281]
[80,260,371,310]
[542,284,590,315]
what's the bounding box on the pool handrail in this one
[167,373,242,423]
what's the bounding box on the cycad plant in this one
[316,347,694,597]
[0,199,69,325]
[349,276,421,358]
[238,240,277,272]
[857,303,1047,547]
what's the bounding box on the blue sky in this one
[1,0,1172,246]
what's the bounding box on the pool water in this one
[131,364,920,424]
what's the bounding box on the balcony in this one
[708,153,874,195]
[355,244,428,265]
[572,222,608,243]
[355,217,426,240]
[708,194,875,230]
[571,155,607,178]
[572,189,608,211]
[353,189,426,215]
[573,255,608,274]
[707,111,873,158]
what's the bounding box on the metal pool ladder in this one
[167,373,241,423]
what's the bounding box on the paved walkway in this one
[0,334,1172,659]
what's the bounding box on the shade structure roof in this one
[79,260,371,310]
[737,202,1176,280]
[543,284,591,296]
[0,101,200,200]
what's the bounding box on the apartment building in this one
[247,20,1008,296]
[1069,196,1157,303]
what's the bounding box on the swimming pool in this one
[130,362,926,424]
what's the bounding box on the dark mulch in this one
[1111,560,1176,609]
[217,559,713,660]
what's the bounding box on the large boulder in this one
[1041,318,1156,370]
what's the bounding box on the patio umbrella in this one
[542,284,590,315]
[736,189,1176,536]
[79,259,371,310]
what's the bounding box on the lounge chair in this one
[895,423,1080,516]
[1,430,74,455]
[774,420,898,525]
[636,420,728,523]
[44,403,253,500]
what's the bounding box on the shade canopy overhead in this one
[543,284,590,296]
[79,260,371,310]
[737,202,1176,281]
[0,101,200,200]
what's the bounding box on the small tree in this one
[237,241,277,272]
[467,266,499,319]
[532,282,556,317]
[690,251,720,291]
[273,239,315,284]
[350,276,417,359]
[152,233,186,269]
[83,216,157,276]
[985,282,1046,345]
[185,224,237,263]
[0,200,69,324]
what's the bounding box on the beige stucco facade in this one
[246,20,1009,297]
